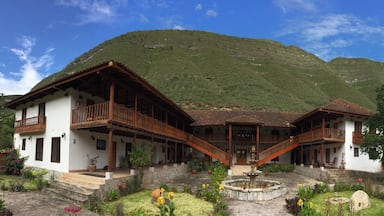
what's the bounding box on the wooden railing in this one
[186,135,229,165]
[353,131,364,144]
[14,115,46,134]
[256,136,299,167]
[72,102,228,164]
[297,128,345,143]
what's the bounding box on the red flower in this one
[358,178,363,183]
[64,205,82,213]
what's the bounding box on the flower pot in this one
[191,169,197,174]
[207,169,212,174]
[88,164,96,172]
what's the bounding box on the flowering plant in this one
[87,154,99,165]
[156,187,175,216]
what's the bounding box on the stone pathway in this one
[226,172,320,216]
[1,172,319,215]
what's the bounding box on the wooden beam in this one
[256,125,260,160]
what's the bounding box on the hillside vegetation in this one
[33,30,383,112]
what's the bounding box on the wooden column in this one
[256,125,260,160]
[320,142,324,166]
[310,144,313,165]
[134,95,137,126]
[107,129,115,172]
[108,82,115,120]
[322,115,325,138]
[228,124,233,167]
[181,144,185,162]
[300,145,304,165]
[174,142,177,163]
[165,140,168,164]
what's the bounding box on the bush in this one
[117,175,142,196]
[1,149,27,175]
[8,180,25,192]
[334,182,351,192]
[313,182,328,194]
[285,197,300,215]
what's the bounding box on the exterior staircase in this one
[186,135,229,165]
[256,136,299,167]
[43,173,105,204]
[326,169,356,183]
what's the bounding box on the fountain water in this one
[222,145,287,201]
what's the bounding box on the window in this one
[35,138,44,161]
[355,121,363,133]
[354,147,359,157]
[96,139,106,150]
[51,137,61,163]
[21,138,26,150]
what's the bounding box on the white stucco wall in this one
[16,92,71,172]
[344,119,382,172]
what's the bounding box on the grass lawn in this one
[0,174,38,190]
[102,190,214,215]
[311,191,384,216]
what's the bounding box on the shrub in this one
[334,182,351,192]
[107,189,119,201]
[297,184,314,200]
[285,197,300,215]
[313,182,328,194]
[1,149,27,175]
[258,163,294,172]
[117,175,142,196]
[8,180,25,192]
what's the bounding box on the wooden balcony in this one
[71,102,188,141]
[297,128,345,144]
[14,115,46,134]
[352,131,364,144]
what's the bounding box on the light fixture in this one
[28,136,32,140]
[61,133,66,138]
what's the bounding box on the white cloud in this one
[206,9,217,17]
[278,14,384,60]
[273,0,317,13]
[56,0,126,25]
[173,25,185,30]
[0,36,54,95]
[195,3,202,11]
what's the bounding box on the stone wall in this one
[293,165,329,182]
[98,163,189,196]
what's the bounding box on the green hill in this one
[33,30,380,112]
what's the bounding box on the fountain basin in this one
[222,179,287,201]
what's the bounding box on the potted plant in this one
[87,154,99,172]
[128,146,150,175]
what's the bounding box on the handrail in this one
[297,128,345,143]
[14,115,46,127]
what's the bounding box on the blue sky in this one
[1,0,384,95]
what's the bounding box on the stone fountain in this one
[222,145,287,201]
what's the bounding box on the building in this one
[7,61,380,174]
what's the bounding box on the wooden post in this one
[107,129,115,172]
[300,145,304,165]
[322,115,325,138]
[134,95,137,126]
[320,142,324,166]
[256,125,260,160]
[181,144,185,162]
[229,124,233,167]
[108,82,115,120]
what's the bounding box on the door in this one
[325,148,330,164]
[236,148,247,165]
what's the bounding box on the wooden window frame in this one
[21,138,26,151]
[354,147,359,157]
[96,139,106,150]
[35,138,44,161]
[51,137,61,163]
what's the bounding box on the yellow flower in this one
[160,187,165,193]
[297,183,303,188]
[168,192,174,200]
[157,196,164,205]
[202,184,206,189]
[219,184,225,190]
[309,202,313,209]
[297,199,304,207]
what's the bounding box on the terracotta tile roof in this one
[292,98,372,123]
[188,110,302,127]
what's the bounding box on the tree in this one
[0,94,15,149]
[361,85,384,161]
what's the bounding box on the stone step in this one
[59,173,105,189]
[43,187,90,204]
